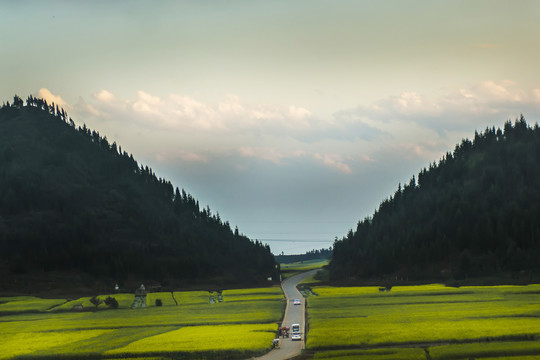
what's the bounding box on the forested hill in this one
[0,95,276,292]
[275,247,332,264]
[330,116,540,282]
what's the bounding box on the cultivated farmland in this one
[306,284,540,359]
[280,259,329,279]
[0,287,284,359]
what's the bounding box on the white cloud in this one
[218,95,246,117]
[361,154,377,163]
[167,94,222,130]
[35,88,70,110]
[390,141,441,161]
[532,88,540,102]
[344,80,540,132]
[314,153,352,174]
[238,146,353,174]
[46,81,540,183]
[156,150,209,164]
[239,146,286,164]
[76,90,320,135]
[133,91,163,115]
[94,89,116,103]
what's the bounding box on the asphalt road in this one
[253,269,319,360]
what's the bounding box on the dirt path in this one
[253,269,319,360]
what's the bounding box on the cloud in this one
[132,91,165,117]
[168,94,222,130]
[35,88,70,110]
[54,81,539,182]
[239,147,289,164]
[289,106,311,119]
[94,89,116,102]
[331,110,387,141]
[238,146,352,174]
[314,153,352,174]
[342,80,540,133]
[78,90,320,135]
[156,150,209,164]
[71,89,380,153]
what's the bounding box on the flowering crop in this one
[307,284,540,358]
[0,286,284,359]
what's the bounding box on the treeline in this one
[275,247,332,264]
[330,116,540,281]
[0,96,277,290]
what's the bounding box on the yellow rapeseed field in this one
[0,286,284,359]
[307,284,540,359]
[0,329,112,359]
[0,296,66,313]
[106,323,277,355]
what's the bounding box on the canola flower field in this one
[306,284,540,359]
[280,259,329,279]
[0,287,284,359]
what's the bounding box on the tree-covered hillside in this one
[330,116,540,281]
[0,95,276,291]
[275,247,332,264]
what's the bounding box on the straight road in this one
[254,269,319,360]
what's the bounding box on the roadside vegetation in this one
[0,287,284,359]
[305,284,540,359]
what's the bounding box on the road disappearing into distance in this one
[255,269,319,360]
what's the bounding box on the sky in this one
[2,1,540,254]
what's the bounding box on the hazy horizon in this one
[2,0,540,254]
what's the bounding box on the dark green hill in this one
[330,116,540,283]
[275,247,332,264]
[0,95,277,292]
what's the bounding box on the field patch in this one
[223,287,284,302]
[312,347,426,359]
[0,296,66,313]
[49,293,135,311]
[106,323,277,356]
[0,329,112,360]
[428,340,540,359]
[280,259,328,279]
[307,284,540,358]
[0,286,284,359]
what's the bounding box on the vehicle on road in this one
[293,299,301,305]
[291,323,300,334]
[291,333,301,341]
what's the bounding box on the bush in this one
[104,296,119,309]
[89,296,102,308]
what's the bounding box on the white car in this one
[293,299,301,305]
[291,333,302,341]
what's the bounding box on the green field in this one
[0,287,284,359]
[279,259,329,279]
[306,284,540,359]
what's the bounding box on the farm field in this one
[0,286,284,359]
[280,259,329,279]
[306,284,540,359]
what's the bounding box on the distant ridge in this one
[0,95,277,292]
[275,247,332,264]
[330,116,540,282]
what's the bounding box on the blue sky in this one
[2,1,540,254]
